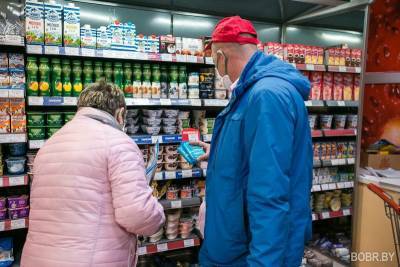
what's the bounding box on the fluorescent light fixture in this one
[287,26,298,31]
[153,17,212,28]
[80,11,114,23]
[321,33,361,44]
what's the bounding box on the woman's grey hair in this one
[77,81,126,116]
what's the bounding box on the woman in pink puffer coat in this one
[21,81,165,267]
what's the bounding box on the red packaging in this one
[275,43,284,60]
[322,73,333,100]
[305,46,312,64]
[318,47,324,65]
[333,73,344,100]
[327,48,335,65]
[343,74,354,100]
[345,49,352,67]
[310,72,323,100]
[299,45,306,64]
[286,44,294,63]
[334,48,341,66]
[294,44,300,63]
[340,49,346,66]
[351,49,362,67]
[353,74,360,101]
[181,128,200,142]
[330,142,337,159]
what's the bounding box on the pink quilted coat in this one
[21,107,165,267]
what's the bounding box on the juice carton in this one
[8,54,24,69]
[25,0,44,45]
[135,34,147,53]
[109,21,125,50]
[80,24,96,49]
[299,45,306,64]
[44,1,62,46]
[0,115,10,133]
[175,37,183,54]
[9,98,25,115]
[63,3,80,47]
[339,49,346,66]
[310,72,323,100]
[293,44,300,63]
[123,23,136,51]
[343,73,354,100]
[0,99,9,114]
[311,46,318,64]
[322,72,333,100]
[147,35,159,53]
[0,53,8,69]
[353,74,360,101]
[160,35,176,54]
[334,48,341,66]
[345,49,352,67]
[333,73,344,100]
[11,115,26,133]
[96,26,111,50]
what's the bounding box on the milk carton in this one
[109,21,124,50]
[25,0,44,45]
[135,34,147,53]
[80,24,96,49]
[44,1,62,46]
[63,3,80,47]
[96,26,111,49]
[123,23,136,51]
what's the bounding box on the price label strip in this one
[156,243,168,252]
[11,218,26,229]
[9,176,25,186]
[170,200,182,209]
[342,209,351,216]
[45,46,60,55]
[183,239,195,247]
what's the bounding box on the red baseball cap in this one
[205,16,259,50]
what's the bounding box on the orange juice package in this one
[351,49,362,67]
[333,73,344,101]
[11,115,26,133]
[0,99,10,114]
[0,115,10,133]
[9,98,25,115]
[353,74,360,101]
[322,73,333,100]
[343,74,354,101]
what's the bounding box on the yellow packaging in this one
[9,98,25,115]
[0,99,9,114]
[0,115,10,133]
[11,115,26,133]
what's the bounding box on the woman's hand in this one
[190,141,210,161]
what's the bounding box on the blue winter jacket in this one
[199,51,313,267]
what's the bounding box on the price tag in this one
[347,158,355,164]
[11,218,26,229]
[339,66,347,72]
[165,171,176,180]
[312,185,321,192]
[321,184,330,191]
[151,136,160,144]
[0,90,8,98]
[176,54,187,62]
[8,89,24,98]
[137,246,147,255]
[337,101,345,106]
[306,64,315,71]
[81,48,95,57]
[161,53,173,62]
[338,159,346,165]
[337,182,345,189]
[153,172,163,180]
[63,97,78,106]
[355,67,361,73]
[328,183,337,190]
[331,159,340,165]
[170,200,182,209]
[312,213,317,221]
[182,170,192,178]
[321,212,330,219]
[28,96,42,106]
[343,209,351,216]
[0,221,5,231]
[345,181,353,188]
[0,134,10,143]
[205,57,214,65]
[45,46,59,55]
[27,45,42,54]
[65,47,80,56]
[184,239,195,247]
[9,176,25,186]
[187,55,197,63]
[190,99,201,106]
[133,98,150,106]
[137,53,149,60]
[203,134,212,142]
[102,50,114,58]
[29,140,45,149]
[304,100,312,107]
[157,243,168,252]
[160,99,172,106]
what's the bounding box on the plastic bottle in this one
[38,57,50,96]
[94,61,104,82]
[51,58,62,96]
[26,57,39,96]
[62,59,72,96]
[104,62,113,83]
[178,65,187,99]
[72,60,82,96]
[123,63,133,97]
[113,62,123,90]
[83,60,93,89]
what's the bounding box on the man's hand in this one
[190,141,210,161]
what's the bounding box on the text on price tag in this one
[137,246,147,255]
[160,99,172,106]
[65,47,80,56]
[306,64,315,71]
[156,243,168,252]
[321,212,330,219]
[182,170,192,178]
[11,218,26,229]
[343,209,351,216]
[184,239,195,247]
[81,48,95,57]
[170,200,182,209]
[165,171,176,180]
[161,54,173,62]
[9,176,25,186]
[45,46,59,55]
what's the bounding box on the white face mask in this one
[215,50,233,90]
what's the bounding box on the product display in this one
[309,114,358,130]
[27,111,74,139]
[313,167,354,185]
[313,142,356,161]
[313,190,352,213]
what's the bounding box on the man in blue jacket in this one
[196,16,313,267]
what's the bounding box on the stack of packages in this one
[199,69,216,99]
[0,195,29,221]
[141,109,162,135]
[162,109,178,135]
[125,109,139,135]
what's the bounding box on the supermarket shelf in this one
[202,99,229,107]
[0,134,27,144]
[291,63,326,72]
[325,100,358,107]
[0,88,25,98]
[0,175,29,187]
[137,235,200,255]
[159,197,202,210]
[153,168,204,180]
[125,98,202,107]
[322,129,357,137]
[131,134,182,145]
[315,208,352,221]
[28,96,78,106]
[0,36,24,47]
[306,247,349,267]
[312,130,323,138]
[311,181,354,192]
[327,65,361,74]
[312,213,318,221]
[28,140,46,149]
[313,158,355,168]
[0,218,28,232]
[26,45,206,64]
[305,100,325,107]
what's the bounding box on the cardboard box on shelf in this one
[11,115,26,133]
[322,72,333,101]
[343,73,354,101]
[160,35,176,54]
[361,152,400,170]
[310,72,323,100]
[333,73,344,101]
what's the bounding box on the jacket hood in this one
[235,51,311,101]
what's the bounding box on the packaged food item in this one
[0,209,6,221]
[160,35,176,54]
[0,198,6,210]
[165,145,178,155]
[141,125,161,135]
[163,125,177,134]
[0,53,8,69]
[28,126,45,140]
[0,99,9,114]
[336,142,346,159]
[0,70,9,87]
[346,114,358,129]
[9,70,25,89]
[147,35,159,53]
[0,115,10,133]
[148,227,163,243]
[326,48,335,65]
[5,157,26,175]
[123,63,133,98]
[334,48,341,66]
[8,143,27,157]
[80,24,96,49]
[72,60,83,96]
[333,115,347,129]
[143,117,161,127]
[7,195,28,209]
[164,162,178,171]
[25,0,45,45]
[339,49,347,66]
[164,153,178,163]
[308,115,317,130]
[50,58,62,96]
[9,98,25,115]
[343,74,354,101]
[124,23,136,51]
[178,111,190,120]
[322,73,333,100]
[47,126,61,138]
[345,49,352,67]
[39,57,50,96]
[63,3,80,47]
[11,115,26,133]
[333,73,344,101]
[8,206,29,219]
[61,59,72,96]
[178,142,205,165]
[44,1,62,46]
[96,26,111,50]
[351,49,362,67]
[353,75,360,101]
[143,109,163,118]
[320,115,333,129]
[310,72,323,100]
[181,38,204,56]
[179,156,192,170]
[162,118,177,126]
[8,53,24,69]
[180,186,193,199]
[46,112,62,126]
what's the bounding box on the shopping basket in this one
[367,183,400,265]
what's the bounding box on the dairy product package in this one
[109,21,124,50]
[178,142,205,165]
[147,35,159,53]
[96,26,111,49]
[44,1,62,46]
[123,23,136,51]
[80,24,96,49]
[63,3,80,47]
[25,0,44,45]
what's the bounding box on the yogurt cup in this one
[126,125,139,135]
[166,233,178,240]
[0,198,6,210]
[163,125,177,134]
[141,125,161,135]
[142,117,161,126]
[7,195,28,209]
[162,118,177,126]
[333,115,347,129]
[0,209,6,221]
[142,109,163,118]
[5,157,26,175]
[178,111,190,119]
[166,187,179,200]
[165,145,178,155]
[320,115,334,129]
[163,109,179,118]
[156,163,163,172]
[215,89,227,99]
[127,109,139,117]
[164,154,178,163]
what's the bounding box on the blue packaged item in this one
[0,237,13,267]
[178,142,205,165]
[8,143,27,157]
